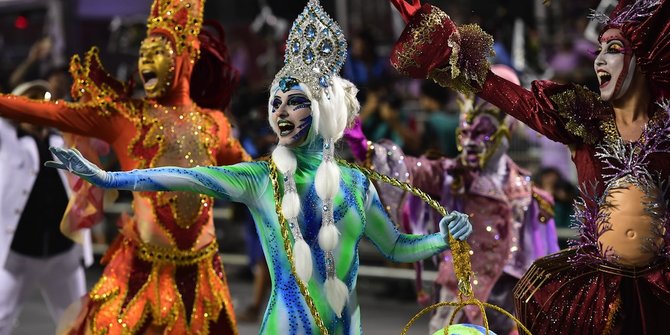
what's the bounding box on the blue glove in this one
[45,147,109,186]
[439,211,472,242]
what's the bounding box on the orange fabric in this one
[0,48,247,334]
[64,215,236,335]
[83,237,236,335]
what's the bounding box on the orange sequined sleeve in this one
[0,95,117,141]
[210,111,251,165]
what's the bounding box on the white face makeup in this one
[594,29,635,102]
[270,89,313,147]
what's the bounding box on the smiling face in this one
[594,29,635,102]
[458,113,502,170]
[270,89,313,147]
[138,35,175,99]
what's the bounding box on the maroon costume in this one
[385,0,670,333]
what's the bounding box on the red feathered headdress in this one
[191,21,239,110]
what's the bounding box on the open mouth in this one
[277,120,295,136]
[141,71,158,89]
[464,146,482,163]
[598,71,612,88]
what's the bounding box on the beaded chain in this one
[269,160,330,335]
[269,157,484,334]
[337,159,475,298]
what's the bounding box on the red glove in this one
[389,0,423,23]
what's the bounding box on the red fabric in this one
[478,71,614,194]
[191,21,239,110]
[388,0,423,23]
[67,242,236,335]
[518,249,670,335]
[389,3,458,78]
[479,71,670,332]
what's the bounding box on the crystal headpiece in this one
[273,0,347,96]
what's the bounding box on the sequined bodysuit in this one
[0,52,247,335]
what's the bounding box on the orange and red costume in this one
[0,0,248,334]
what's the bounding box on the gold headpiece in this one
[146,0,205,57]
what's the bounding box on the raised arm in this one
[477,72,605,145]
[47,147,264,204]
[363,180,471,263]
[345,118,448,197]
[387,0,610,146]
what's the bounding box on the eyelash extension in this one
[293,103,311,111]
[609,47,630,54]
[590,47,630,56]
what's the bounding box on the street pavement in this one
[12,263,430,335]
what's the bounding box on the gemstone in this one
[305,24,317,40]
[303,48,315,64]
[292,40,300,54]
[320,39,333,55]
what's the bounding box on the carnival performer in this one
[0,0,248,333]
[345,65,559,334]
[384,0,670,333]
[44,1,474,334]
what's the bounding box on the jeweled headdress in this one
[273,0,347,96]
[146,0,204,58]
[589,0,670,99]
[589,0,661,26]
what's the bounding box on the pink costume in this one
[345,69,558,333]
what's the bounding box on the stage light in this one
[14,15,28,30]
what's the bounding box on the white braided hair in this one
[268,76,360,316]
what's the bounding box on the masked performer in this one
[0,0,248,333]
[44,1,474,334]
[383,0,670,333]
[345,65,558,334]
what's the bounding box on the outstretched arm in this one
[46,147,262,203]
[0,95,116,140]
[363,181,471,263]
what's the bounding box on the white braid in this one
[268,77,360,315]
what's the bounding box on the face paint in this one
[458,113,503,170]
[139,35,176,99]
[270,89,313,147]
[292,115,313,142]
[594,29,635,102]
